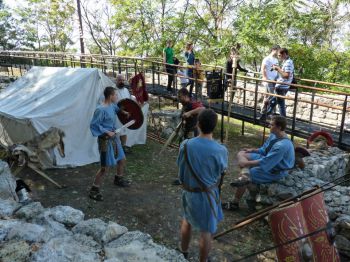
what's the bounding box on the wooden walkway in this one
[147,84,350,150]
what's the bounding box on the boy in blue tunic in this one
[89,87,131,201]
[177,109,228,262]
[223,116,295,210]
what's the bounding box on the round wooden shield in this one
[117,98,143,129]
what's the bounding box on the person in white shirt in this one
[260,45,280,114]
[177,62,189,88]
[115,74,132,153]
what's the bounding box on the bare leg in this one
[233,150,250,203]
[199,232,212,262]
[233,185,248,203]
[237,150,250,163]
[116,158,126,177]
[120,135,127,147]
[92,167,108,187]
[180,219,191,253]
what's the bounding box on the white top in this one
[177,69,189,84]
[276,57,294,89]
[262,55,279,80]
[116,87,131,101]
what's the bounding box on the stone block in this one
[32,213,72,242]
[105,231,187,262]
[335,235,350,252]
[6,222,45,243]
[0,199,21,218]
[31,235,100,262]
[48,205,84,227]
[101,221,128,244]
[0,240,31,262]
[0,219,21,241]
[72,218,107,244]
[0,161,18,201]
[15,202,44,221]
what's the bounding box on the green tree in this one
[16,0,75,52]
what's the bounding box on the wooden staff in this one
[224,55,238,144]
[159,121,182,155]
[214,187,320,239]
[214,173,350,240]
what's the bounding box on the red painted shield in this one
[300,192,340,262]
[269,202,310,262]
[117,99,144,130]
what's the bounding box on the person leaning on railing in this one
[184,42,195,96]
[260,45,280,114]
[193,59,205,99]
[163,39,175,92]
[225,44,248,88]
[261,48,294,119]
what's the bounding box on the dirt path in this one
[18,122,273,261]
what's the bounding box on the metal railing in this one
[0,51,349,149]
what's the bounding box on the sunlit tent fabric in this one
[0,66,115,168]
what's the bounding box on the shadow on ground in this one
[18,122,274,262]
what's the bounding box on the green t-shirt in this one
[163,47,174,64]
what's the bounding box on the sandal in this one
[89,188,104,201]
[222,201,239,211]
[230,176,250,187]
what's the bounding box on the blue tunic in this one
[90,103,125,166]
[177,137,228,234]
[248,133,295,184]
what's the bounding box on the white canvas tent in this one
[0,66,115,168]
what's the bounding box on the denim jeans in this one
[266,87,288,117]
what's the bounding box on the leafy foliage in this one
[2,0,350,85]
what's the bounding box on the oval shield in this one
[117,98,144,129]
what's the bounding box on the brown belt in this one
[98,135,118,157]
[181,180,220,193]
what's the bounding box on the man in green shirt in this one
[163,39,175,92]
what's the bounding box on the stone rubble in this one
[0,161,187,262]
[247,147,350,258]
[149,109,182,138]
[234,81,350,129]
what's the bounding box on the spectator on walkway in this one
[260,45,280,114]
[194,59,205,99]
[225,44,248,86]
[184,42,195,96]
[262,48,294,119]
[177,62,189,88]
[163,39,175,92]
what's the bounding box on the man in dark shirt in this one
[178,88,205,139]
[185,42,195,96]
[172,88,205,186]
[225,44,248,90]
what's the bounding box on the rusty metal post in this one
[338,95,348,146]
[225,54,238,144]
[291,88,299,142]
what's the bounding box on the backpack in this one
[289,72,297,90]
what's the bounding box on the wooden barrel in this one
[300,192,340,262]
[269,202,309,262]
